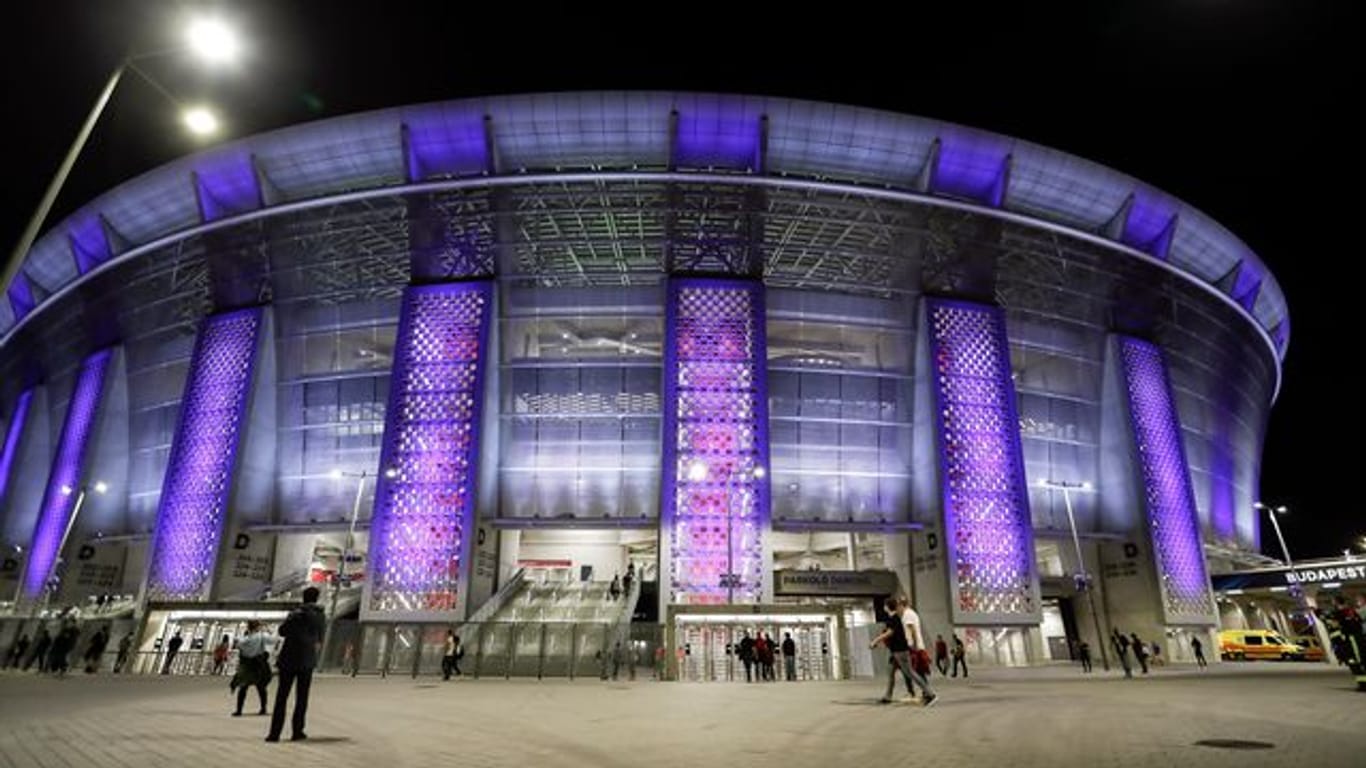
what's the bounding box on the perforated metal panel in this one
[925,298,1039,624]
[1117,336,1216,624]
[365,281,492,619]
[144,309,262,601]
[662,278,770,604]
[22,350,112,600]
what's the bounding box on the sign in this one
[517,559,573,569]
[309,538,366,585]
[1212,560,1366,592]
[773,569,900,597]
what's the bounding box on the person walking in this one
[738,630,755,682]
[114,632,134,673]
[781,632,797,681]
[83,627,109,673]
[753,632,769,681]
[212,634,231,675]
[1191,636,1208,668]
[611,641,624,680]
[442,629,459,681]
[27,628,51,672]
[161,631,184,675]
[1078,640,1092,673]
[4,634,29,669]
[1111,628,1132,678]
[232,620,272,717]
[266,586,326,743]
[934,635,949,676]
[871,597,937,707]
[48,622,80,676]
[1130,633,1149,674]
[951,634,968,678]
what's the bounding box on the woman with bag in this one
[230,620,273,717]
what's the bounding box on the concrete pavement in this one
[1,663,1361,767]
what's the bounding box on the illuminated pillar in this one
[143,308,265,601]
[362,280,493,621]
[1114,336,1216,625]
[20,349,114,601]
[923,298,1040,625]
[0,389,34,513]
[661,277,771,605]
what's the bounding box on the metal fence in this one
[110,621,663,681]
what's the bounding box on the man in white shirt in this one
[899,596,926,651]
[897,595,937,704]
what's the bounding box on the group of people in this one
[608,563,636,602]
[3,622,134,675]
[735,630,799,681]
[870,595,943,707]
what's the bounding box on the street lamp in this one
[1253,502,1292,566]
[27,481,109,614]
[1254,502,1334,664]
[321,467,398,667]
[2,15,244,315]
[1038,479,1109,671]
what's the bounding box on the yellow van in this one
[1218,629,1306,661]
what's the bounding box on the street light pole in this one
[1,65,124,296]
[1254,502,1335,665]
[1041,479,1109,671]
[322,467,394,669]
[3,17,242,307]
[26,481,108,616]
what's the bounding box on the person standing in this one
[1191,636,1208,668]
[1111,628,1132,678]
[1130,633,1149,675]
[442,629,458,681]
[781,632,797,681]
[162,631,184,675]
[212,634,231,675]
[738,630,755,682]
[609,574,622,601]
[611,641,624,680]
[114,632,134,673]
[934,635,949,676]
[266,586,326,743]
[232,620,272,717]
[1078,640,1092,673]
[871,597,937,707]
[951,634,968,678]
[753,633,769,681]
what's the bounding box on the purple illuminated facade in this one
[20,349,112,600]
[365,281,492,618]
[0,94,1283,671]
[662,278,770,605]
[144,309,263,601]
[0,389,34,511]
[1117,336,1216,624]
[925,298,1039,624]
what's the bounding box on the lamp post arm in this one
[3,62,125,297]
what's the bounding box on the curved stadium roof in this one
[1,91,1288,369]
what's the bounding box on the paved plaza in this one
[0,664,1361,767]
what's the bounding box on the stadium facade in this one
[0,92,1287,676]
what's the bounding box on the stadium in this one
[0,92,1286,679]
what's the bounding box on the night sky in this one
[4,2,1356,560]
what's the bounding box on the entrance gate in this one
[672,610,840,682]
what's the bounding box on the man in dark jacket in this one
[266,586,327,742]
